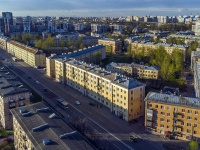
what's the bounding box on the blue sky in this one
[0,0,200,17]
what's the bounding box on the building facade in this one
[6,40,46,67]
[0,68,30,129]
[145,92,200,141]
[106,62,159,79]
[46,45,106,78]
[11,102,94,150]
[192,19,200,36]
[0,35,9,50]
[2,12,13,36]
[53,58,145,121]
[98,38,122,54]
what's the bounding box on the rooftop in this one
[145,92,200,109]
[63,59,145,89]
[7,40,43,54]
[0,68,29,97]
[99,38,121,42]
[48,45,105,59]
[10,102,95,150]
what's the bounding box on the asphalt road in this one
[0,48,188,150]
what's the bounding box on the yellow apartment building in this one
[0,68,30,129]
[46,45,106,78]
[54,58,146,121]
[145,92,200,141]
[6,40,46,67]
[98,38,122,54]
[131,41,188,61]
[106,62,159,79]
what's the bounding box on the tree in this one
[34,40,43,49]
[93,51,101,64]
[189,140,198,150]
[106,45,113,56]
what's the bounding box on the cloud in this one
[0,0,199,16]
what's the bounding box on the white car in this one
[36,81,40,84]
[74,101,80,105]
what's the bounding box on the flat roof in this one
[49,45,105,59]
[145,92,200,109]
[63,59,145,89]
[10,102,95,150]
[0,68,29,97]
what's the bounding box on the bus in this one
[57,99,68,109]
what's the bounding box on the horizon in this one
[0,0,200,17]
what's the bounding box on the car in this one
[36,81,40,84]
[75,101,80,105]
[89,101,95,106]
[3,138,12,142]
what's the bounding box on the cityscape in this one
[0,1,200,150]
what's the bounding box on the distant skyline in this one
[0,0,200,17]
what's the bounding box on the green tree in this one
[34,40,43,49]
[106,45,113,56]
[189,140,198,150]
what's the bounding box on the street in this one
[0,48,189,150]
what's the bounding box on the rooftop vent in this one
[43,139,52,145]
[19,109,28,114]
[22,112,32,117]
[36,107,50,113]
[59,131,77,139]
[49,113,58,119]
[32,123,49,132]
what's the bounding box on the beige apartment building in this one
[98,38,122,54]
[46,45,106,78]
[11,102,94,150]
[106,62,159,79]
[0,36,9,50]
[0,68,30,129]
[131,41,188,61]
[6,40,46,67]
[53,58,145,121]
[145,92,200,141]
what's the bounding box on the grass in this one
[0,127,13,138]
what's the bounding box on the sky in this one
[0,0,200,17]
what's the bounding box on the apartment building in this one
[98,38,122,54]
[53,58,145,121]
[6,40,46,67]
[106,62,159,79]
[145,92,200,141]
[10,102,94,150]
[191,50,200,98]
[0,35,9,50]
[0,67,30,129]
[131,41,188,61]
[192,19,200,36]
[46,45,106,78]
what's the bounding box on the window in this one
[161,112,165,115]
[131,97,133,100]
[167,119,170,123]
[167,126,169,128]
[181,122,184,125]
[187,116,192,120]
[161,106,165,110]
[167,106,170,110]
[155,105,158,108]
[182,109,185,113]
[195,118,198,121]
[160,118,164,122]
[194,131,197,134]
[160,124,164,128]
[187,123,191,127]
[131,91,133,94]
[167,113,170,116]
[188,110,192,114]
[194,124,198,128]
[187,129,191,133]
[195,111,198,115]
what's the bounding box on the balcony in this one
[174,112,184,118]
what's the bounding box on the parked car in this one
[3,138,12,142]
[75,101,80,105]
[89,101,95,106]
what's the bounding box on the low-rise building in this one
[98,38,122,54]
[46,45,106,78]
[53,58,145,121]
[131,41,188,61]
[6,40,46,67]
[106,62,159,79]
[11,102,94,150]
[0,67,30,129]
[145,92,200,141]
